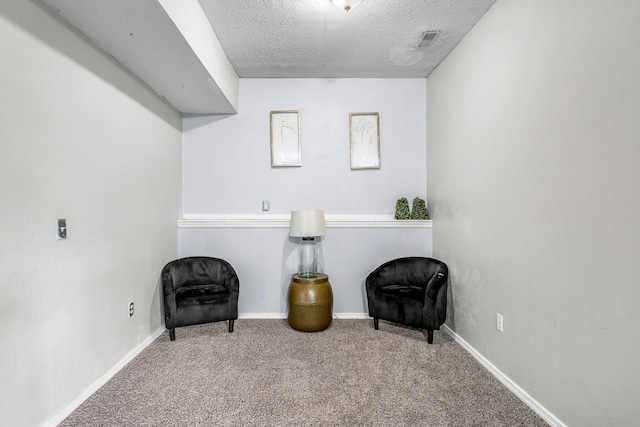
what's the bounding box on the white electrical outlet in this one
[129,302,134,317]
[496,313,504,332]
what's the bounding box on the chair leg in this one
[229,319,234,333]
[427,329,434,344]
[374,318,379,330]
[169,328,175,341]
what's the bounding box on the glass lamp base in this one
[299,237,318,278]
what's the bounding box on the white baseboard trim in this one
[441,325,567,427]
[49,318,560,427]
[238,312,287,319]
[46,311,365,425]
[45,326,165,427]
[238,312,369,320]
[333,312,369,319]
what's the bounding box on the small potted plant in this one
[395,197,410,220]
[410,197,429,220]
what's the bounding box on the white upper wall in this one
[0,2,182,426]
[427,0,640,425]
[183,78,427,214]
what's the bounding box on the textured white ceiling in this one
[40,0,496,113]
[198,0,496,78]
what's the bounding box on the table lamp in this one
[289,210,326,278]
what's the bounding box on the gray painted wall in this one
[181,78,431,314]
[183,78,427,215]
[427,0,640,425]
[0,3,182,426]
[179,225,432,315]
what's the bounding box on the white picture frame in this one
[350,112,380,169]
[270,110,301,167]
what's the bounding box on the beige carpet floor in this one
[60,319,548,426]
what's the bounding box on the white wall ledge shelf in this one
[178,214,432,229]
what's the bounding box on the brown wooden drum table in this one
[287,274,333,332]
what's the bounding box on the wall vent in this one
[417,30,440,48]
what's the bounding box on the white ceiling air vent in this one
[417,30,441,48]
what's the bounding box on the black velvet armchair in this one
[365,257,448,344]
[161,256,239,341]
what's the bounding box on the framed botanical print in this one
[350,112,380,169]
[270,110,301,167]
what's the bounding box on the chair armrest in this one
[161,266,177,295]
[161,265,177,324]
[425,269,447,300]
[220,261,240,294]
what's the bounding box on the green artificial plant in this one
[410,197,429,220]
[395,197,411,220]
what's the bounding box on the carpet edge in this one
[43,326,165,427]
[237,312,369,319]
[441,324,567,427]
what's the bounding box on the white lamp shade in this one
[290,210,326,237]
